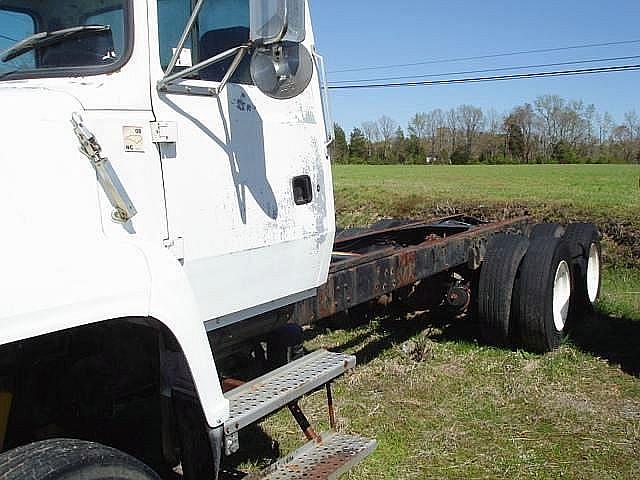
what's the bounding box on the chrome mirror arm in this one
[158,45,249,93]
[164,0,206,76]
[215,46,249,95]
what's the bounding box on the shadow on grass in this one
[570,310,640,377]
[215,310,638,479]
[306,304,481,368]
[308,302,640,379]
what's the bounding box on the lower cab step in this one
[222,349,376,478]
[248,431,377,480]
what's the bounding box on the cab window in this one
[0,0,131,79]
[0,9,36,72]
[85,8,125,57]
[157,0,252,84]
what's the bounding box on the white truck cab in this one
[0,0,335,330]
[0,1,376,479]
[0,2,605,476]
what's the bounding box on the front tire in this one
[0,439,160,480]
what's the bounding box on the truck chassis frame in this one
[211,215,533,359]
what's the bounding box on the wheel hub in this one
[586,243,601,304]
[553,260,571,331]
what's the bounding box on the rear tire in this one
[477,234,530,347]
[564,223,602,318]
[530,222,565,239]
[513,238,573,353]
[0,439,160,480]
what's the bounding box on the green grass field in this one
[333,164,639,224]
[235,165,640,479]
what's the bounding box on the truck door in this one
[148,0,335,326]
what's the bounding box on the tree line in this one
[331,94,640,165]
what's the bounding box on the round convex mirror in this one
[250,42,314,100]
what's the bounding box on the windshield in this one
[0,0,130,79]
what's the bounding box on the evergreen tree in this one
[349,128,368,163]
[331,124,348,163]
[506,122,525,161]
[392,127,407,164]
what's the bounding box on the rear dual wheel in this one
[477,223,601,353]
[513,237,573,352]
[477,234,530,346]
[529,223,602,317]
[564,223,602,315]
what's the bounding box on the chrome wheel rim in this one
[553,260,571,331]
[587,244,600,304]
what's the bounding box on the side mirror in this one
[249,0,312,99]
[251,42,313,100]
[250,0,306,46]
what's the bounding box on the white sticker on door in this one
[123,126,144,153]
[172,47,193,67]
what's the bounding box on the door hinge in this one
[151,121,178,143]
[71,113,138,224]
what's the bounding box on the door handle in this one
[292,175,313,206]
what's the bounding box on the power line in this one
[328,64,640,90]
[330,55,640,84]
[329,39,640,74]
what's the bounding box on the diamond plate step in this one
[248,431,377,480]
[224,350,355,436]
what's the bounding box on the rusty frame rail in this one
[210,215,532,358]
[294,216,532,325]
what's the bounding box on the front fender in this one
[0,238,149,343]
[132,240,229,428]
[0,238,228,428]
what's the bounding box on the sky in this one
[308,0,640,135]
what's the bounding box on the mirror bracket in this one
[158,44,250,95]
[159,0,251,96]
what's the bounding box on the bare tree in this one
[427,109,445,156]
[361,121,380,158]
[485,108,502,136]
[378,115,397,160]
[446,108,460,154]
[457,105,484,155]
[612,125,634,162]
[596,112,614,145]
[535,94,564,155]
[625,110,640,140]
[408,113,428,139]
[346,94,637,165]
[624,111,640,162]
[408,111,444,157]
[506,104,537,163]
